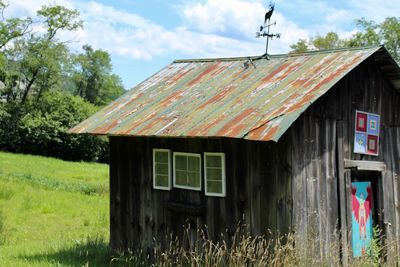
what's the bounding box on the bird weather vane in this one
[256,3,281,55]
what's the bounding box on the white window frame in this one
[153,149,171,190]
[173,152,202,191]
[204,152,226,197]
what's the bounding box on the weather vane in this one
[256,3,281,55]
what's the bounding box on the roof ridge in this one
[173,45,383,63]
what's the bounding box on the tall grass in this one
[0,209,8,245]
[2,172,107,195]
[111,225,399,267]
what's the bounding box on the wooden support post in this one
[337,121,349,266]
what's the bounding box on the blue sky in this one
[8,0,400,89]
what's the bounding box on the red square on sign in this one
[356,112,367,132]
[367,135,378,154]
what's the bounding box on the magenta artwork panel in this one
[354,111,380,156]
[351,181,374,257]
[356,112,367,132]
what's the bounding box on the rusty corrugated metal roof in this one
[69,46,389,141]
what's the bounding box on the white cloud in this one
[347,0,400,22]
[181,0,264,37]
[6,0,400,88]
[270,13,310,53]
[180,0,311,54]
[7,0,399,62]
[6,0,73,17]
[75,0,283,58]
[5,0,315,60]
[326,9,350,24]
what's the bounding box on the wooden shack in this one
[70,46,400,262]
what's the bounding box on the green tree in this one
[312,32,344,50]
[0,2,108,162]
[72,45,125,106]
[0,1,32,49]
[289,17,400,63]
[37,4,82,40]
[289,39,308,53]
[344,18,380,48]
[0,2,124,162]
[379,17,400,62]
[0,0,32,90]
[290,32,345,52]
[0,4,82,105]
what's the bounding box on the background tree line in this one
[290,17,400,63]
[0,1,125,162]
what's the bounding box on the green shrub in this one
[0,90,108,162]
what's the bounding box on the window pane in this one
[153,150,170,190]
[207,181,222,194]
[155,163,168,175]
[175,170,187,186]
[175,155,187,170]
[206,168,222,181]
[155,175,168,187]
[187,172,200,188]
[155,151,169,163]
[206,155,222,168]
[188,156,200,171]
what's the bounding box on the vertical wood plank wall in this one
[109,136,292,250]
[109,56,400,260]
[289,56,400,260]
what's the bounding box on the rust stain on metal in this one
[274,63,302,82]
[69,46,385,142]
[212,63,230,76]
[187,114,227,136]
[216,108,255,136]
[311,54,364,93]
[301,53,342,88]
[286,94,315,113]
[261,62,291,83]
[92,120,120,134]
[136,117,165,135]
[197,85,235,110]
[248,124,279,141]
[168,68,193,84]
[187,62,221,87]
[121,112,158,134]
[158,90,184,107]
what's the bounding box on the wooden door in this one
[351,181,374,257]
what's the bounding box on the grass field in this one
[0,151,110,266]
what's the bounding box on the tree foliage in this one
[0,90,108,161]
[290,17,400,63]
[0,2,124,162]
[0,1,32,49]
[72,45,125,106]
[37,4,82,40]
[0,3,81,105]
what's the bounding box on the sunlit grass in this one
[0,151,107,186]
[0,151,110,266]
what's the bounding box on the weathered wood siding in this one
[287,56,400,261]
[109,136,292,250]
[109,56,400,261]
